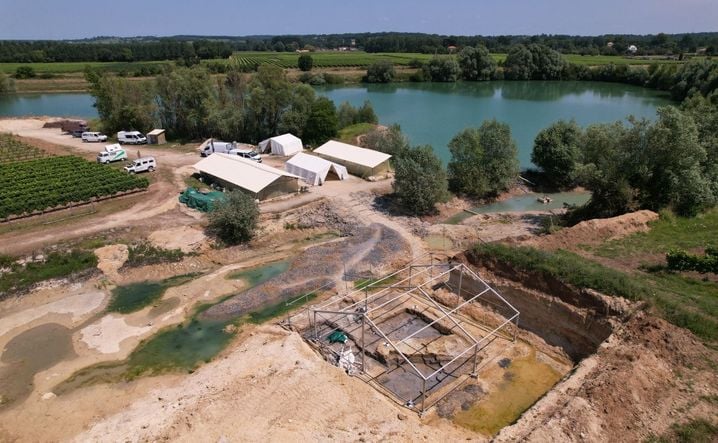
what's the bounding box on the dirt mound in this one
[496,311,718,442]
[148,226,207,253]
[524,210,658,251]
[94,244,129,280]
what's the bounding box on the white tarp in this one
[258,133,303,156]
[194,153,298,194]
[285,152,348,186]
[314,140,391,168]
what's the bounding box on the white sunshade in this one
[314,140,391,169]
[285,152,348,186]
[193,153,298,194]
[258,133,303,156]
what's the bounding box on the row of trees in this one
[362,123,519,215]
[87,64,376,145]
[0,72,14,94]
[2,32,716,63]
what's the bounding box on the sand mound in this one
[148,226,207,253]
[94,244,129,280]
[524,210,659,250]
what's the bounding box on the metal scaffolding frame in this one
[286,256,520,415]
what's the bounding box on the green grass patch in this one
[646,418,718,443]
[471,243,718,342]
[123,242,187,268]
[594,209,718,259]
[0,250,98,296]
[106,273,198,314]
[337,123,376,144]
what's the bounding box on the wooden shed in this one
[147,129,166,145]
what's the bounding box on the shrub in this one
[207,191,259,245]
[665,248,718,274]
[123,242,186,268]
[366,61,395,83]
[298,54,313,71]
[14,66,36,79]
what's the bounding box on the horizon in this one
[1,0,717,40]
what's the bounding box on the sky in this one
[0,0,716,40]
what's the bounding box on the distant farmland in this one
[0,51,687,75]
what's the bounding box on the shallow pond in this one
[226,259,291,286]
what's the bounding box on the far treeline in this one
[1,31,717,63]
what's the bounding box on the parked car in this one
[82,131,108,142]
[200,139,234,157]
[71,130,85,138]
[117,131,147,145]
[228,148,262,163]
[124,156,156,174]
[97,144,128,164]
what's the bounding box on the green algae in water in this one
[107,273,199,314]
[226,259,291,286]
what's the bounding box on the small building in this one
[314,140,392,178]
[258,133,303,156]
[627,45,638,54]
[147,129,166,145]
[285,152,348,186]
[193,153,300,200]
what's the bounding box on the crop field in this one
[0,144,149,219]
[0,133,50,164]
[229,51,437,69]
[0,60,174,75]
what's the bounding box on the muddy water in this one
[424,234,454,250]
[444,192,591,224]
[226,259,291,286]
[107,274,198,314]
[0,323,76,406]
[453,350,563,435]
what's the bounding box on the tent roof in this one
[147,129,165,136]
[193,153,298,194]
[263,133,302,145]
[314,140,391,168]
[286,152,335,172]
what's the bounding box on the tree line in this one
[1,32,716,63]
[86,64,376,145]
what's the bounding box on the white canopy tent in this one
[258,133,303,156]
[285,152,348,186]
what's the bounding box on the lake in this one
[0,81,671,167]
[317,81,671,167]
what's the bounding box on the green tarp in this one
[178,187,226,212]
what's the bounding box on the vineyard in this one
[0,133,50,164]
[0,155,149,219]
[229,51,438,69]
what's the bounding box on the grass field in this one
[0,51,688,76]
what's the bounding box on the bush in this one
[14,66,36,79]
[393,145,448,215]
[298,54,313,71]
[207,191,259,245]
[366,61,395,83]
[666,248,718,274]
[0,250,98,297]
[123,242,186,268]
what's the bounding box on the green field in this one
[0,135,149,219]
[0,51,688,76]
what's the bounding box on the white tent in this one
[285,152,348,186]
[258,133,303,156]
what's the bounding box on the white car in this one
[82,132,108,142]
[117,131,148,145]
[229,148,262,163]
[124,157,156,174]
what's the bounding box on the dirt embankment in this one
[523,209,659,251]
[455,253,717,442]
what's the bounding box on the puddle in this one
[443,192,591,223]
[148,297,181,317]
[453,350,562,436]
[0,323,76,407]
[107,274,198,314]
[425,234,454,250]
[226,260,291,286]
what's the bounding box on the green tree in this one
[155,66,213,139]
[278,83,316,137]
[361,124,410,157]
[303,97,338,145]
[426,56,460,82]
[457,45,496,81]
[504,45,534,80]
[531,120,583,189]
[298,54,313,71]
[0,72,15,94]
[207,191,259,245]
[448,120,519,197]
[366,61,395,83]
[245,65,292,141]
[85,70,156,134]
[337,101,358,128]
[14,66,36,79]
[393,145,448,215]
[356,101,378,125]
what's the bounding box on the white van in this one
[124,157,156,174]
[228,148,262,163]
[97,144,127,164]
[117,131,148,145]
[200,140,234,157]
[82,132,108,142]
